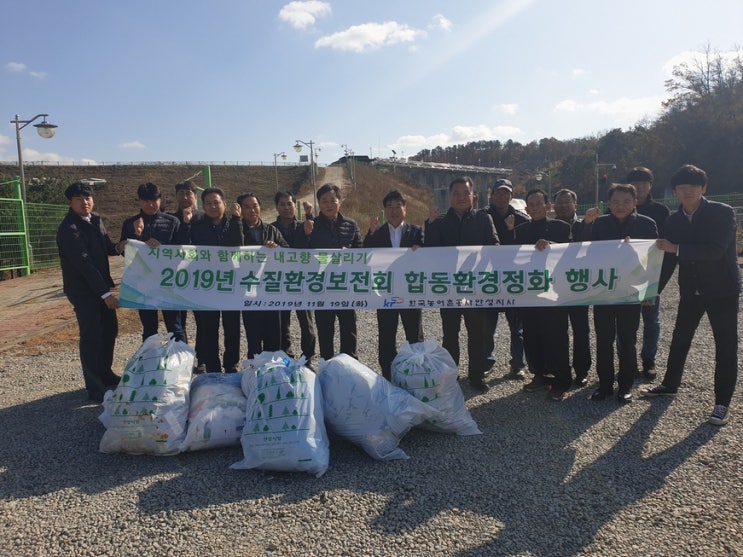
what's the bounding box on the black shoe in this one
[508,364,526,380]
[590,389,611,401]
[641,384,678,397]
[470,378,490,393]
[523,375,548,392]
[642,363,657,380]
[574,375,588,388]
[617,390,633,404]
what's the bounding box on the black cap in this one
[64,182,94,199]
[492,179,513,193]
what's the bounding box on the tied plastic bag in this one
[231,353,329,478]
[180,372,246,452]
[99,334,194,455]
[318,353,442,460]
[391,340,481,436]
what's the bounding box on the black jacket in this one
[364,221,423,248]
[425,208,499,247]
[188,215,243,247]
[659,197,741,298]
[556,215,587,243]
[170,208,205,240]
[120,211,184,244]
[636,194,671,236]
[56,210,119,299]
[271,218,307,249]
[484,205,530,245]
[241,220,289,247]
[514,217,571,245]
[307,212,363,249]
[589,212,658,242]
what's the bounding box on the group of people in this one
[57,163,739,426]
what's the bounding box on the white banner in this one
[119,239,662,311]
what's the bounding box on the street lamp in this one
[595,153,617,207]
[11,113,58,203]
[273,152,287,192]
[293,139,317,211]
[341,144,356,190]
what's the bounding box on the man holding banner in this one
[425,176,499,393]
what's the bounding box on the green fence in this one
[0,177,68,276]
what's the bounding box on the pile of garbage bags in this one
[99,335,480,478]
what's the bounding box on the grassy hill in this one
[0,162,434,237]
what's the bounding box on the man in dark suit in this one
[425,176,499,392]
[514,189,573,401]
[271,191,317,365]
[643,165,741,426]
[589,184,658,404]
[56,182,125,402]
[552,188,592,387]
[364,190,424,380]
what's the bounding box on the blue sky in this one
[2,0,741,166]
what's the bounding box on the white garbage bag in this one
[181,372,246,452]
[99,334,193,455]
[391,340,481,436]
[232,353,329,478]
[318,353,442,461]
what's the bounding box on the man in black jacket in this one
[120,182,187,343]
[643,165,741,426]
[234,193,289,359]
[364,190,424,379]
[553,188,592,387]
[169,180,205,339]
[482,179,530,379]
[185,187,243,372]
[589,184,658,404]
[306,183,363,360]
[425,176,499,392]
[515,189,573,400]
[271,191,317,364]
[57,182,125,402]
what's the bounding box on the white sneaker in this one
[708,405,730,426]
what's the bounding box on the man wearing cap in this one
[57,182,126,403]
[120,182,187,343]
[482,179,530,379]
[626,166,670,379]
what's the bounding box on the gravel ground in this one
[1,280,741,557]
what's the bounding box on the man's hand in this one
[656,238,678,254]
[303,218,314,236]
[302,201,314,220]
[182,206,194,224]
[369,215,380,234]
[535,239,550,251]
[583,207,600,224]
[104,294,120,310]
[505,214,515,231]
[133,217,144,238]
[231,202,241,218]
